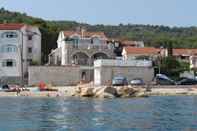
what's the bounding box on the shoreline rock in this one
[1,85,197,98]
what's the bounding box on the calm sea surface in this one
[0,96,197,131]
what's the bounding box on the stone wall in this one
[0,76,21,85]
[28,66,81,86]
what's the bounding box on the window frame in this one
[2,59,17,67]
[1,45,18,53]
[1,32,18,39]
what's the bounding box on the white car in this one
[130,78,144,85]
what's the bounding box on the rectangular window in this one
[2,60,16,67]
[27,59,33,65]
[7,61,13,67]
[28,47,32,53]
[28,35,33,40]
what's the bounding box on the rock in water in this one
[116,86,138,97]
[95,86,117,98]
[80,87,94,97]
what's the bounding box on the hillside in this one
[1,8,197,63]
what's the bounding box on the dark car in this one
[155,74,176,85]
[112,76,128,86]
[177,78,197,85]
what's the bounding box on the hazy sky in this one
[0,0,197,27]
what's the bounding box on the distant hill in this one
[1,7,197,63]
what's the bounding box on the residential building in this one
[49,30,115,66]
[173,49,197,69]
[122,47,166,60]
[0,23,41,84]
[121,40,144,47]
[107,40,145,57]
[48,29,115,83]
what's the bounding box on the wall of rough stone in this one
[28,66,81,86]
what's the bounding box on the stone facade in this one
[48,30,115,66]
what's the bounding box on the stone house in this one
[0,23,41,84]
[48,29,115,82]
[49,30,115,66]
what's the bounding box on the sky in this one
[0,0,197,27]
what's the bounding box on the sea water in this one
[0,96,197,131]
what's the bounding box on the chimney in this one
[81,27,86,38]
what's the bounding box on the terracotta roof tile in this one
[0,23,25,30]
[64,31,107,39]
[121,40,137,46]
[124,47,160,55]
[173,49,197,56]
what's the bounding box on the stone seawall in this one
[28,66,81,86]
[0,77,21,85]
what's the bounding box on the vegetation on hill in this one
[1,8,197,63]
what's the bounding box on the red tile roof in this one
[0,23,25,30]
[124,47,160,55]
[173,49,197,56]
[121,40,137,46]
[64,31,107,39]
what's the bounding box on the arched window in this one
[1,32,18,38]
[2,59,17,67]
[1,45,18,53]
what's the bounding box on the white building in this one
[122,47,165,60]
[94,59,154,86]
[0,23,41,84]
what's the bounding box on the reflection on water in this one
[0,96,197,131]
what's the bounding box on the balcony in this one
[66,43,113,50]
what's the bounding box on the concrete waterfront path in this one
[0,85,197,98]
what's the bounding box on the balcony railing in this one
[66,43,113,50]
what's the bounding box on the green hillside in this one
[1,8,197,63]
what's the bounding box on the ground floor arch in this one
[72,52,90,65]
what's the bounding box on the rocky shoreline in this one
[1,84,197,98]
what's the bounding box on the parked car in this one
[155,74,176,85]
[112,76,128,86]
[177,77,197,85]
[130,78,144,85]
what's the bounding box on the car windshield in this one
[114,77,125,80]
